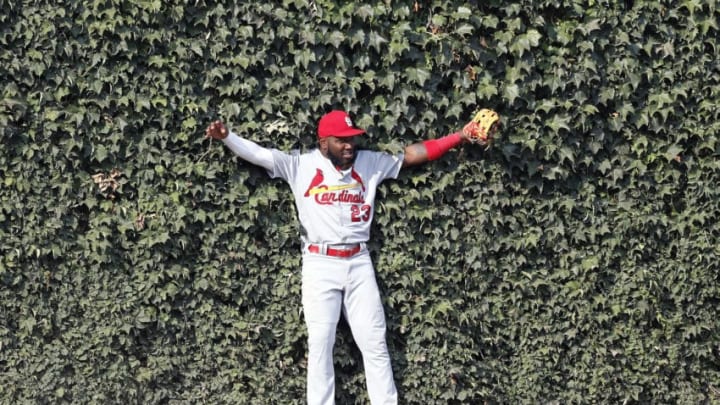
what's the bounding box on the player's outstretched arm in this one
[401,109,500,168]
[204,120,274,170]
[401,131,469,168]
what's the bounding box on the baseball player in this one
[204,109,499,405]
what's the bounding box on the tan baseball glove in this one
[463,108,500,144]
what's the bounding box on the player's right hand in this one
[205,120,229,140]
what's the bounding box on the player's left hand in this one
[461,108,500,145]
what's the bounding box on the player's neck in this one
[320,149,353,171]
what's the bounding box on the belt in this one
[307,244,362,258]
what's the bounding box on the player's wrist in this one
[216,129,230,140]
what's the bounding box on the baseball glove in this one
[463,108,500,144]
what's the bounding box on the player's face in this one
[321,136,357,169]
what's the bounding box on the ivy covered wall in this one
[1,0,719,403]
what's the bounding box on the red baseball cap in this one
[317,110,366,138]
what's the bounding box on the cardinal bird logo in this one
[303,168,366,205]
[304,169,325,197]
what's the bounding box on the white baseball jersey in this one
[269,148,403,245]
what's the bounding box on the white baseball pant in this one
[301,250,397,405]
